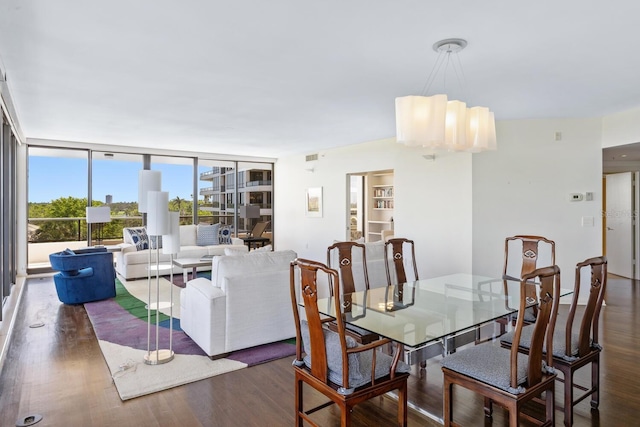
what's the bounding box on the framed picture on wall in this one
[305,187,323,217]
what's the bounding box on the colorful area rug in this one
[85,276,295,400]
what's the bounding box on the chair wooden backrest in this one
[327,241,370,295]
[511,265,561,389]
[503,235,555,318]
[249,221,269,238]
[503,235,555,280]
[290,258,337,383]
[289,258,409,425]
[567,256,607,357]
[384,238,419,286]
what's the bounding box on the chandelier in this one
[395,39,497,152]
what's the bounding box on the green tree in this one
[31,197,89,242]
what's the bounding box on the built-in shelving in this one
[366,170,394,242]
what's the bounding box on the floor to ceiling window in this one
[197,159,236,226]
[1,113,18,315]
[91,151,145,243]
[238,161,273,234]
[27,147,89,271]
[151,155,195,225]
[26,146,275,271]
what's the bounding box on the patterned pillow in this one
[219,224,234,244]
[197,223,220,246]
[125,227,149,251]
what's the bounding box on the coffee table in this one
[172,257,212,283]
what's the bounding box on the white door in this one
[605,172,635,278]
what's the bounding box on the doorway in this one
[346,169,394,242]
[604,172,636,278]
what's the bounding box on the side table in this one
[241,237,270,250]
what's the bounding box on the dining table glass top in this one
[315,273,573,348]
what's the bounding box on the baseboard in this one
[0,276,27,375]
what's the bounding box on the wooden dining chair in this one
[327,241,379,344]
[384,238,419,286]
[498,235,556,335]
[441,265,561,427]
[501,256,607,426]
[289,258,411,426]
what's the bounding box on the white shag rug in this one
[95,276,246,400]
[99,340,247,400]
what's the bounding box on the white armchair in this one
[180,249,297,357]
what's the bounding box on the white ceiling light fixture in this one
[395,38,497,153]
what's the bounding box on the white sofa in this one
[180,249,297,357]
[115,224,247,280]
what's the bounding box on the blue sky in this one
[29,157,201,203]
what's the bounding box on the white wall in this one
[275,117,604,303]
[602,105,640,148]
[274,138,474,279]
[472,118,603,302]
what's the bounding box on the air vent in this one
[305,154,318,162]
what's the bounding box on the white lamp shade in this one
[138,170,161,213]
[146,191,169,236]
[395,94,447,147]
[162,211,181,255]
[86,206,111,224]
[467,107,497,152]
[444,100,468,151]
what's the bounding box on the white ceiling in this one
[1,1,640,159]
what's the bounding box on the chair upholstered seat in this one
[501,324,582,361]
[442,265,561,426]
[441,344,530,394]
[301,321,410,389]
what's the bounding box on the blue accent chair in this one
[49,247,116,304]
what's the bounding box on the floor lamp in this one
[161,211,180,359]
[144,189,173,365]
[86,206,111,247]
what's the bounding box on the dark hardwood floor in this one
[0,274,638,426]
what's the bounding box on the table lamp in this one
[86,206,111,247]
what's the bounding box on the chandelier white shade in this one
[138,170,161,213]
[395,39,497,152]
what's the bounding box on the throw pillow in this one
[197,223,220,246]
[61,248,76,256]
[125,227,149,251]
[219,224,234,244]
[252,244,272,252]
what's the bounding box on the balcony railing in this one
[246,180,272,187]
[27,214,226,267]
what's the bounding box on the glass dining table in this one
[314,273,573,422]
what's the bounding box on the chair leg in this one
[443,377,453,426]
[591,356,600,409]
[508,402,519,427]
[398,382,408,427]
[546,387,555,426]
[484,396,493,417]
[564,370,574,427]
[295,377,304,427]
[341,402,351,427]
